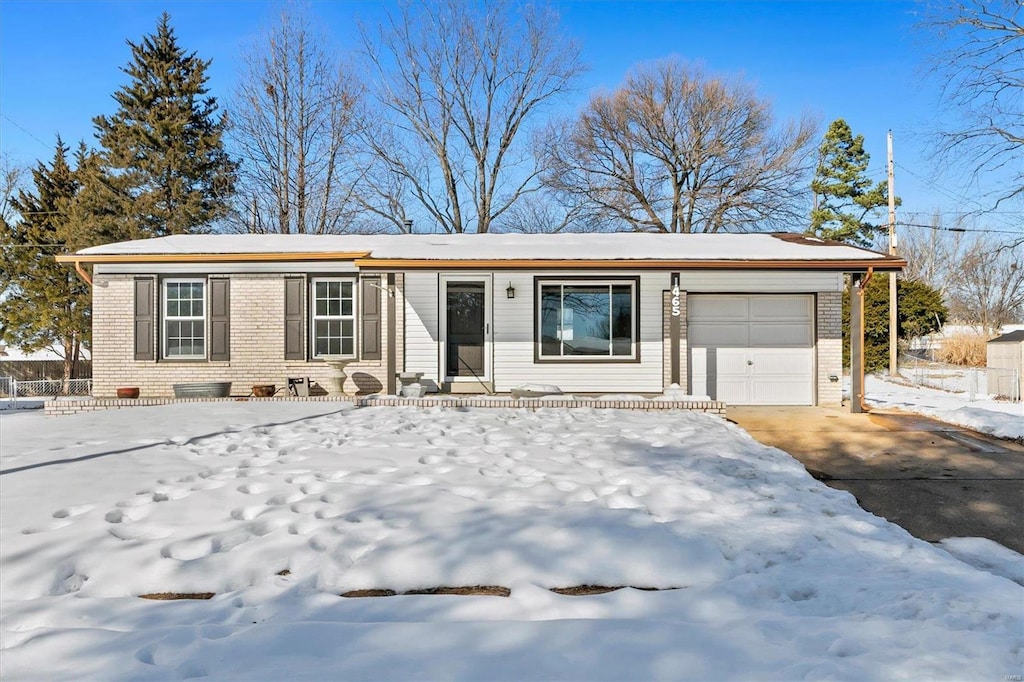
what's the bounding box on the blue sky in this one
[0,0,1011,229]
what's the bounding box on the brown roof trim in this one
[56,252,372,264]
[352,257,907,271]
[56,252,905,272]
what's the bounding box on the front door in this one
[443,277,490,382]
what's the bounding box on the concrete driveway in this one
[728,406,1024,554]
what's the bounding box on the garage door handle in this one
[747,360,753,365]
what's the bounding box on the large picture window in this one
[164,279,205,358]
[538,279,637,360]
[312,278,355,357]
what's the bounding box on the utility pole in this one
[887,130,898,376]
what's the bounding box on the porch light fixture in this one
[506,283,516,299]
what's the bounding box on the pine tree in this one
[842,276,946,372]
[94,13,237,237]
[0,139,93,384]
[808,119,893,246]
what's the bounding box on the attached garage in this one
[689,294,815,405]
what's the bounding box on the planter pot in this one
[116,387,140,399]
[400,383,427,398]
[173,382,232,399]
[252,384,276,398]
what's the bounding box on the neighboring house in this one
[0,345,91,381]
[57,232,903,405]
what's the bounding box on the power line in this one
[901,209,1022,216]
[893,160,988,211]
[1,113,55,150]
[897,221,1023,235]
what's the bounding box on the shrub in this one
[935,332,989,366]
[843,276,947,372]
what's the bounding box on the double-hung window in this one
[538,279,638,360]
[164,279,206,359]
[311,278,355,357]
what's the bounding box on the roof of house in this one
[988,329,1024,343]
[61,232,906,271]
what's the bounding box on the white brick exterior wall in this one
[92,273,394,398]
[816,291,843,407]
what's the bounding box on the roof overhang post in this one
[850,268,874,413]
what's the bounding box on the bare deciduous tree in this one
[900,216,1024,329]
[539,59,817,233]
[925,1,1024,210]
[1,153,25,225]
[357,0,583,233]
[898,212,969,292]
[230,8,362,234]
[949,235,1024,329]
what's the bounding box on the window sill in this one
[534,356,641,364]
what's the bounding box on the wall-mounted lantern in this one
[506,283,516,299]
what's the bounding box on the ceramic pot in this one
[252,384,276,398]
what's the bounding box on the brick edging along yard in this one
[44,395,726,416]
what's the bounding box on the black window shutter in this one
[134,278,155,361]
[284,277,305,360]
[209,278,230,361]
[361,277,381,360]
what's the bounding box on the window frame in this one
[310,276,358,359]
[533,276,641,364]
[162,278,207,360]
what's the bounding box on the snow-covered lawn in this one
[1,403,1020,680]
[867,375,1024,440]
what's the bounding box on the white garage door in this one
[689,294,815,405]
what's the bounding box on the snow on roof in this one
[76,232,896,262]
[0,345,90,361]
[988,329,1024,343]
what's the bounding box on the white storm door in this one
[440,275,492,383]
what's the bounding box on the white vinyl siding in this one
[404,272,440,383]
[677,271,842,293]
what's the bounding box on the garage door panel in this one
[749,295,812,320]
[717,378,751,404]
[688,295,748,321]
[749,323,813,346]
[752,379,812,405]
[688,322,749,346]
[716,348,751,375]
[750,348,812,376]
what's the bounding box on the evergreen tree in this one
[94,13,237,237]
[808,119,893,246]
[0,140,94,383]
[842,276,946,372]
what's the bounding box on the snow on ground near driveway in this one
[866,375,1024,440]
[1,404,1020,681]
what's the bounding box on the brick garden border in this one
[45,395,725,416]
